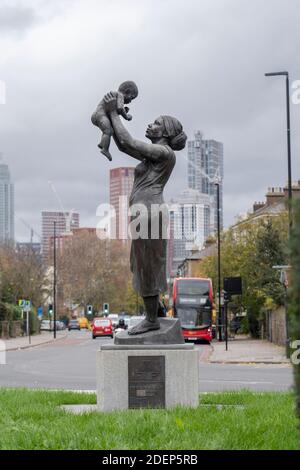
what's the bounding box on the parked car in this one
[68,319,80,331]
[57,321,66,330]
[92,318,113,339]
[40,320,52,331]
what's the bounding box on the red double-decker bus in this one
[173,277,214,343]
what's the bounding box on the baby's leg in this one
[99,133,112,161]
[98,115,113,161]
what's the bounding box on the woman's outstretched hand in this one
[104,91,118,113]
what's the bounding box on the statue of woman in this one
[103,92,187,335]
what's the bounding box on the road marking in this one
[200,379,274,385]
[52,389,96,393]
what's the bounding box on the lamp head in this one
[265,71,288,77]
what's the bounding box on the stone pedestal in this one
[96,344,199,412]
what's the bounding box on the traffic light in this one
[103,303,109,315]
[48,304,53,315]
[87,305,93,315]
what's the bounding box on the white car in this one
[40,320,65,331]
[40,320,52,331]
[107,314,119,328]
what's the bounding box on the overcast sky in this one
[1,0,300,241]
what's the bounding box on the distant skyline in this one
[187,131,224,233]
[168,189,212,275]
[41,210,80,262]
[0,0,300,242]
[0,159,14,242]
[109,167,135,240]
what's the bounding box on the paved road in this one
[0,330,293,392]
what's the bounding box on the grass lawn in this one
[0,389,299,450]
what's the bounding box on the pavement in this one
[209,336,289,364]
[1,331,67,351]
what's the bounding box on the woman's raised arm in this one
[104,92,169,162]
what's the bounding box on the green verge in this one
[0,389,299,450]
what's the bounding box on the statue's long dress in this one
[129,147,176,297]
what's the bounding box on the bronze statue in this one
[100,90,187,335]
[91,81,138,161]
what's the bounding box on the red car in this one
[92,318,113,339]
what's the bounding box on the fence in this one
[265,306,287,346]
[0,321,23,339]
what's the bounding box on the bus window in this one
[177,279,210,296]
[177,308,211,328]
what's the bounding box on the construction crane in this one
[48,181,75,234]
[195,165,222,185]
[18,217,41,243]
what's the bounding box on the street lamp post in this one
[53,221,57,339]
[224,292,229,351]
[215,181,222,342]
[266,71,293,358]
[265,71,293,233]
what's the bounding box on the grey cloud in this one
[0,5,38,34]
[0,0,77,37]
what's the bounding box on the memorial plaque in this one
[128,356,165,409]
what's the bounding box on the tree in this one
[254,220,286,306]
[57,232,132,314]
[289,200,300,427]
[200,215,288,336]
[123,281,143,314]
[0,244,49,319]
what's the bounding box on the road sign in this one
[18,301,32,344]
[19,300,31,312]
[24,301,31,313]
[224,277,242,296]
[37,306,43,318]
